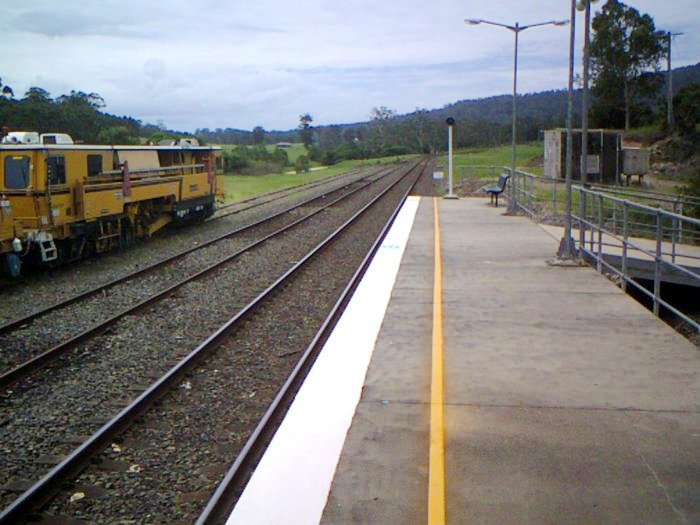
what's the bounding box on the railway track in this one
[0,158,429,522]
[0,166,394,382]
[0,165,385,324]
[210,166,368,220]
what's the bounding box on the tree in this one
[1,78,14,100]
[673,83,700,137]
[24,87,51,103]
[56,90,105,108]
[97,126,139,145]
[223,147,251,172]
[149,130,178,144]
[295,154,310,174]
[252,126,266,145]
[318,126,342,150]
[298,114,313,149]
[55,90,108,142]
[368,106,397,154]
[589,0,665,130]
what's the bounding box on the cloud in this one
[142,59,167,80]
[1,0,697,132]
[10,10,144,39]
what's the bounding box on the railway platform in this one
[228,196,700,524]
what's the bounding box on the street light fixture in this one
[654,30,684,128]
[465,18,568,213]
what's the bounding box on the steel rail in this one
[0,167,389,336]
[0,167,396,388]
[196,158,430,524]
[212,166,368,216]
[0,158,425,523]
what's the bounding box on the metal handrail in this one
[99,163,206,177]
[502,168,699,332]
[578,186,700,224]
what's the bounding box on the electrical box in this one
[622,148,650,175]
[544,129,623,184]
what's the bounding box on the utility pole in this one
[655,31,683,128]
[578,0,598,188]
[558,0,577,259]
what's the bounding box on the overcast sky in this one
[2,1,698,132]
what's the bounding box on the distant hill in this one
[662,62,700,92]
[201,62,700,146]
[414,89,581,127]
[433,62,698,124]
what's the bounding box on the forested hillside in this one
[2,62,699,156]
[0,87,192,145]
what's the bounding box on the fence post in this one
[597,193,603,273]
[578,187,586,256]
[653,210,662,317]
[622,202,629,292]
[671,216,678,264]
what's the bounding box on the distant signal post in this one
[444,117,458,200]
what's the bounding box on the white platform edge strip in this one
[227,196,421,525]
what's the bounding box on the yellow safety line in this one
[428,197,446,524]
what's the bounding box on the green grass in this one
[624,124,665,146]
[224,171,328,202]
[438,142,544,183]
[222,157,414,202]
[266,143,307,164]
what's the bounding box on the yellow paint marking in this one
[428,197,446,524]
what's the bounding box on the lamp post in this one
[654,30,684,128]
[557,0,578,259]
[465,17,568,213]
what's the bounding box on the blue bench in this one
[483,174,509,207]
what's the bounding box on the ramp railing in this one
[504,168,700,332]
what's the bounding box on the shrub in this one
[295,155,310,174]
[674,83,700,136]
[321,149,339,166]
[223,148,250,172]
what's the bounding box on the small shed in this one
[544,129,623,184]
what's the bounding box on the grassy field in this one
[220,142,549,203]
[222,157,413,202]
[438,142,545,183]
[268,143,307,164]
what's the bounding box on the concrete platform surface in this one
[322,197,700,524]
